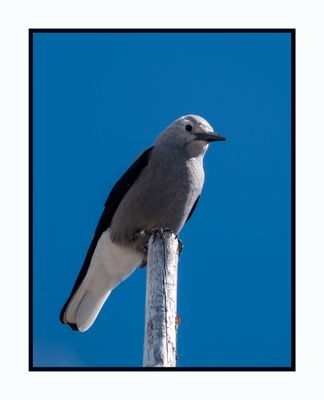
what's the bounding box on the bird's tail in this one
[60,276,113,332]
[60,228,143,332]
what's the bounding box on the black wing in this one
[185,195,200,223]
[60,146,154,324]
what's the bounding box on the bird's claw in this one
[131,229,148,241]
[132,228,184,256]
[132,227,175,240]
[177,238,184,255]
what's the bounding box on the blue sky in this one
[33,31,292,368]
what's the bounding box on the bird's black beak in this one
[193,132,226,142]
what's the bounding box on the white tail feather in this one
[62,228,142,331]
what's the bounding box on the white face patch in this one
[198,121,214,133]
[154,114,216,149]
[181,115,214,133]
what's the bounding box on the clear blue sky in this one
[33,31,292,368]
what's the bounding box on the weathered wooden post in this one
[143,229,180,367]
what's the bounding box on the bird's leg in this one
[133,227,175,241]
[132,228,184,256]
[131,230,144,241]
[131,227,162,242]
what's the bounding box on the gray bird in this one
[60,114,225,332]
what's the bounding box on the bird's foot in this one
[177,238,184,255]
[132,228,184,256]
[151,227,175,240]
[133,227,177,240]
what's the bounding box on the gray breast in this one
[109,144,205,248]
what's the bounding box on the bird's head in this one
[155,115,226,157]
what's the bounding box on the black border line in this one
[30,28,294,33]
[290,29,296,371]
[29,29,34,372]
[29,28,296,372]
[31,366,293,372]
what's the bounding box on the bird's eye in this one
[185,124,193,132]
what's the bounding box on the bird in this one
[60,114,226,332]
